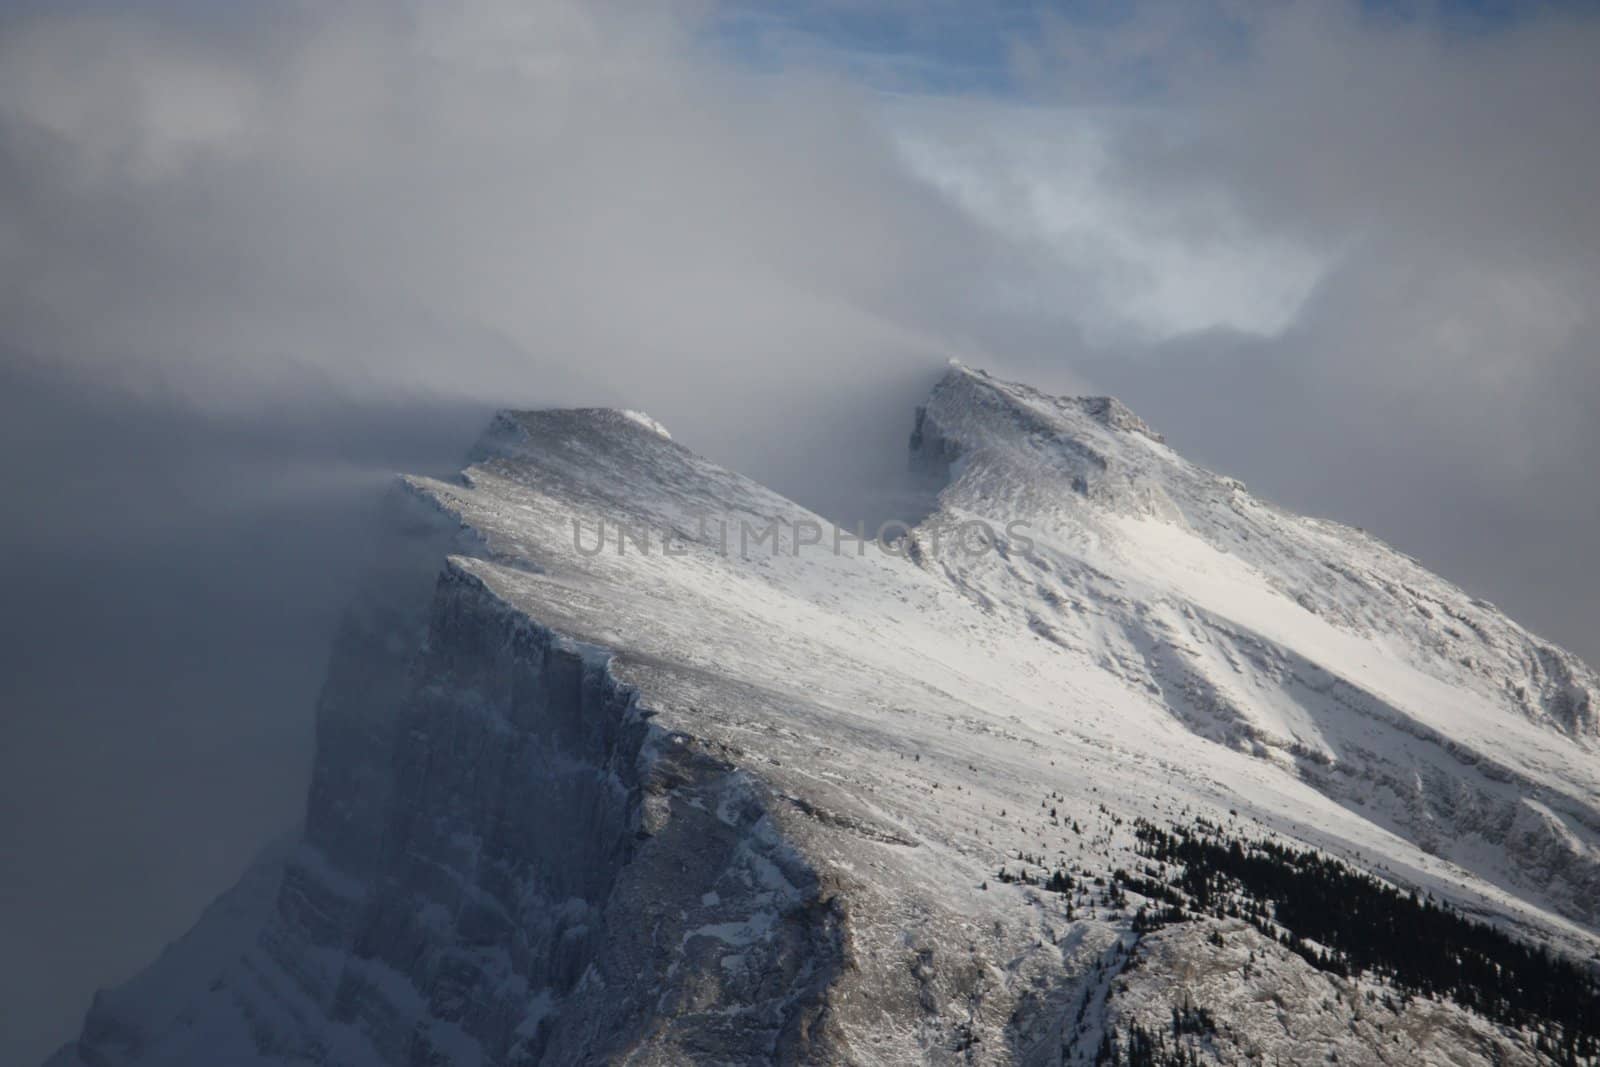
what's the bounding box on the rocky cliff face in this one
[51,366,1600,1066]
[52,563,849,1066]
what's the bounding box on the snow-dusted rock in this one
[51,366,1600,1065]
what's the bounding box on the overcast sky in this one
[3,2,1598,1061]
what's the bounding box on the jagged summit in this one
[466,407,682,467]
[934,361,1166,443]
[918,367,1597,741]
[489,406,674,440]
[51,365,1600,1067]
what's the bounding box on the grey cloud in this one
[4,3,1599,1063]
[0,5,994,1061]
[999,3,1600,660]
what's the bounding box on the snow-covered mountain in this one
[51,364,1600,1065]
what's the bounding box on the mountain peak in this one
[929,362,1166,448]
[490,406,675,441]
[54,362,1600,1067]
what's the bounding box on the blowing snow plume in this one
[42,362,1600,1067]
[5,2,1600,1064]
[0,5,978,1060]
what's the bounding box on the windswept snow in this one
[51,364,1600,1066]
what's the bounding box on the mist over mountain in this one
[45,364,1600,1066]
[3,2,1599,1064]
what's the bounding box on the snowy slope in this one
[51,365,1600,1065]
[911,366,1600,927]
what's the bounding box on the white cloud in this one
[4,7,1600,1061]
[890,100,1329,342]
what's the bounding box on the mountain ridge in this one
[50,364,1600,1066]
